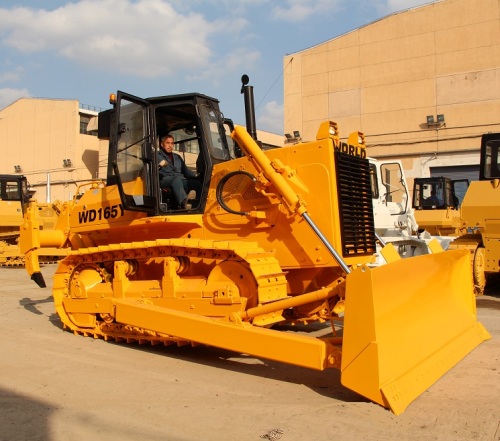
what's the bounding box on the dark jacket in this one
[158,150,197,179]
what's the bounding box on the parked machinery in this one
[0,174,67,266]
[20,78,490,415]
[446,133,500,294]
[413,176,469,237]
[412,134,500,294]
[370,158,434,261]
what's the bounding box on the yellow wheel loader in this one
[0,174,67,266]
[412,134,500,294]
[413,176,469,237]
[447,133,500,294]
[20,77,490,415]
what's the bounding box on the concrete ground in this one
[0,264,499,441]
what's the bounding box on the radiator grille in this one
[335,151,376,256]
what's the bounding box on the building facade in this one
[0,98,106,201]
[283,0,500,186]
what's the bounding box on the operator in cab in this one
[158,134,201,209]
[425,189,441,207]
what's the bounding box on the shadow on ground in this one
[0,387,54,441]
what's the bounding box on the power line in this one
[255,57,293,110]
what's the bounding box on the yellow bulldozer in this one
[0,174,67,266]
[20,77,490,415]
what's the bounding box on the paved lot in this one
[0,265,499,441]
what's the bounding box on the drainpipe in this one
[46,173,51,203]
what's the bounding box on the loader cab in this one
[103,91,236,215]
[480,133,500,180]
[412,177,469,210]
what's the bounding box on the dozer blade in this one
[340,249,491,415]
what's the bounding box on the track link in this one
[55,238,289,345]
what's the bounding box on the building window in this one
[80,114,97,136]
[80,115,90,134]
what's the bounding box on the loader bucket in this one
[340,249,491,415]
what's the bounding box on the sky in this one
[0,0,436,135]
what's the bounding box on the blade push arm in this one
[231,126,351,274]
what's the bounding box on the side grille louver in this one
[335,152,377,256]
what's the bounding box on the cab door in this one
[109,91,157,213]
[451,179,470,207]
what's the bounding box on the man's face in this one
[162,137,174,153]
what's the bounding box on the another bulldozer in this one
[20,78,490,415]
[0,174,67,266]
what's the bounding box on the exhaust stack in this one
[241,74,258,141]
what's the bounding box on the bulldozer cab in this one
[0,175,31,222]
[103,91,236,215]
[0,175,30,205]
[480,133,500,180]
[413,176,469,210]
